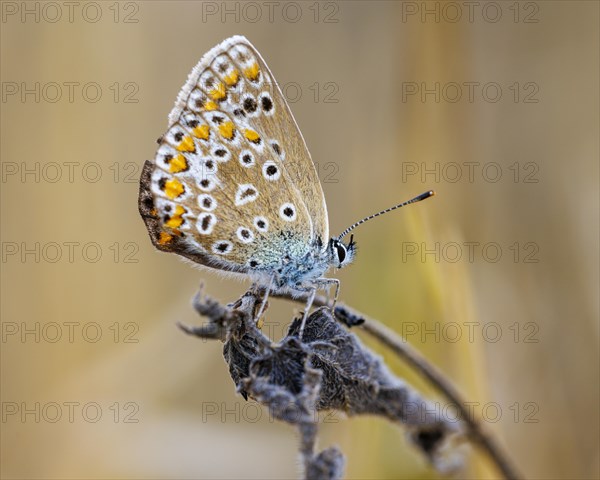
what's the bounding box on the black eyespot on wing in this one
[257,220,265,229]
[188,119,199,128]
[261,96,273,112]
[216,242,228,252]
[215,149,227,158]
[243,97,257,113]
[249,260,258,268]
[242,154,252,164]
[202,198,212,208]
[240,229,250,239]
[266,165,277,176]
[271,143,281,155]
[173,131,184,142]
[283,207,294,217]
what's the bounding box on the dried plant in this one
[179,285,521,480]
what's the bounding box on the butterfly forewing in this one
[140,36,328,273]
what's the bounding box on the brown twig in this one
[273,291,523,480]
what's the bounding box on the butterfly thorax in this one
[256,236,355,293]
[267,244,330,292]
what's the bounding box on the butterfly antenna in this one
[337,190,436,240]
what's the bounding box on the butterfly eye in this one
[335,244,347,264]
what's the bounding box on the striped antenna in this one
[337,190,435,240]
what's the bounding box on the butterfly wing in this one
[139,36,326,273]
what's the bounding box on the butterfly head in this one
[328,235,356,269]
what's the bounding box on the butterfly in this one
[138,35,434,337]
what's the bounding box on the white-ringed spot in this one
[235,184,259,206]
[279,203,297,222]
[270,141,285,160]
[241,94,259,116]
[197,213,217,235]
[198,194,217,212]
[239,150,255,168]
[262,161,281,181]
[211,145,231,162]
[236,227,254,244]
[254,216,269,232]
[212,240,233,255]
[198,176,217,192]
[259,92,274,116]
[187,89,205,113]
[169,129,185,144]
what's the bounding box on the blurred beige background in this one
[1,1,598,479]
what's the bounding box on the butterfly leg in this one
[296,279,339,339]
[315,278,340,311]
[298,285,317,340]
[254,274,275,324]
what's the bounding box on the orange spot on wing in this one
[244,129,261,143]
[164,205,186,228]
[224,69,239,87]
[244,63,260,81]
[176,136,196,153]
[164,178,185,199]
[158,232,173,245]
[169,154,188,173]
[218,121,236,139]
[204,100,218,111]
[192,124,210,140]
[208,82,226,101]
